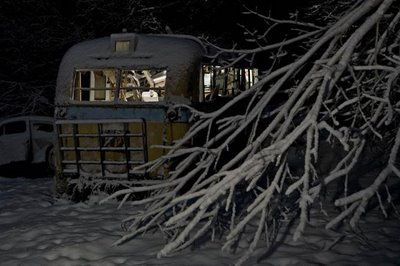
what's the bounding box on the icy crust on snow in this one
[0,176,399,265]
[56,34,205,105]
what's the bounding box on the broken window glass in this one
[202,65,258,101]
[72,69,166,103]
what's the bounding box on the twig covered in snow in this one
[103,1,400,264]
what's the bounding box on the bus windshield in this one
[72,69,167,103]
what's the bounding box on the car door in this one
[30,120,54,163]
[0,120,29,165]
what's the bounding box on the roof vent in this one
[110,33,138,53]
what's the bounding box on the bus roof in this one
[56,33,206,104]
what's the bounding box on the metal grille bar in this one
[56,119,148,179]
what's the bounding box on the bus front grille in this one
[56,119,148,179]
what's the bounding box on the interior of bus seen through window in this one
[72,69,167,102]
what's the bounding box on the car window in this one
[0,125,3,136]
[32,122,53,133]
[4,121,26,135]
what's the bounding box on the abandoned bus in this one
[54,32,257,192]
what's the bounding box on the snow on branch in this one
[102,1,400,264]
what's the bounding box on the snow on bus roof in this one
[55,33,206,104]
[60,33,205,68]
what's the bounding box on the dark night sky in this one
[0,0,311,115]
[0,0,308,70]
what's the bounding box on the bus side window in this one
[202,65,258,101]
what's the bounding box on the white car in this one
[0,116,55,173]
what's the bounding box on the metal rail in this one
[56,119,148,179]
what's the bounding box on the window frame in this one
[71,68,167,104]
[201,65,259,102]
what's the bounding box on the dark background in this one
[0,0,312,117]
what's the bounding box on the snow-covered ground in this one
[0,176,399,265]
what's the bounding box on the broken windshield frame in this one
[71,68,167,103]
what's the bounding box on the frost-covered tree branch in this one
[0,80,54,117]
[103,0,400,264]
